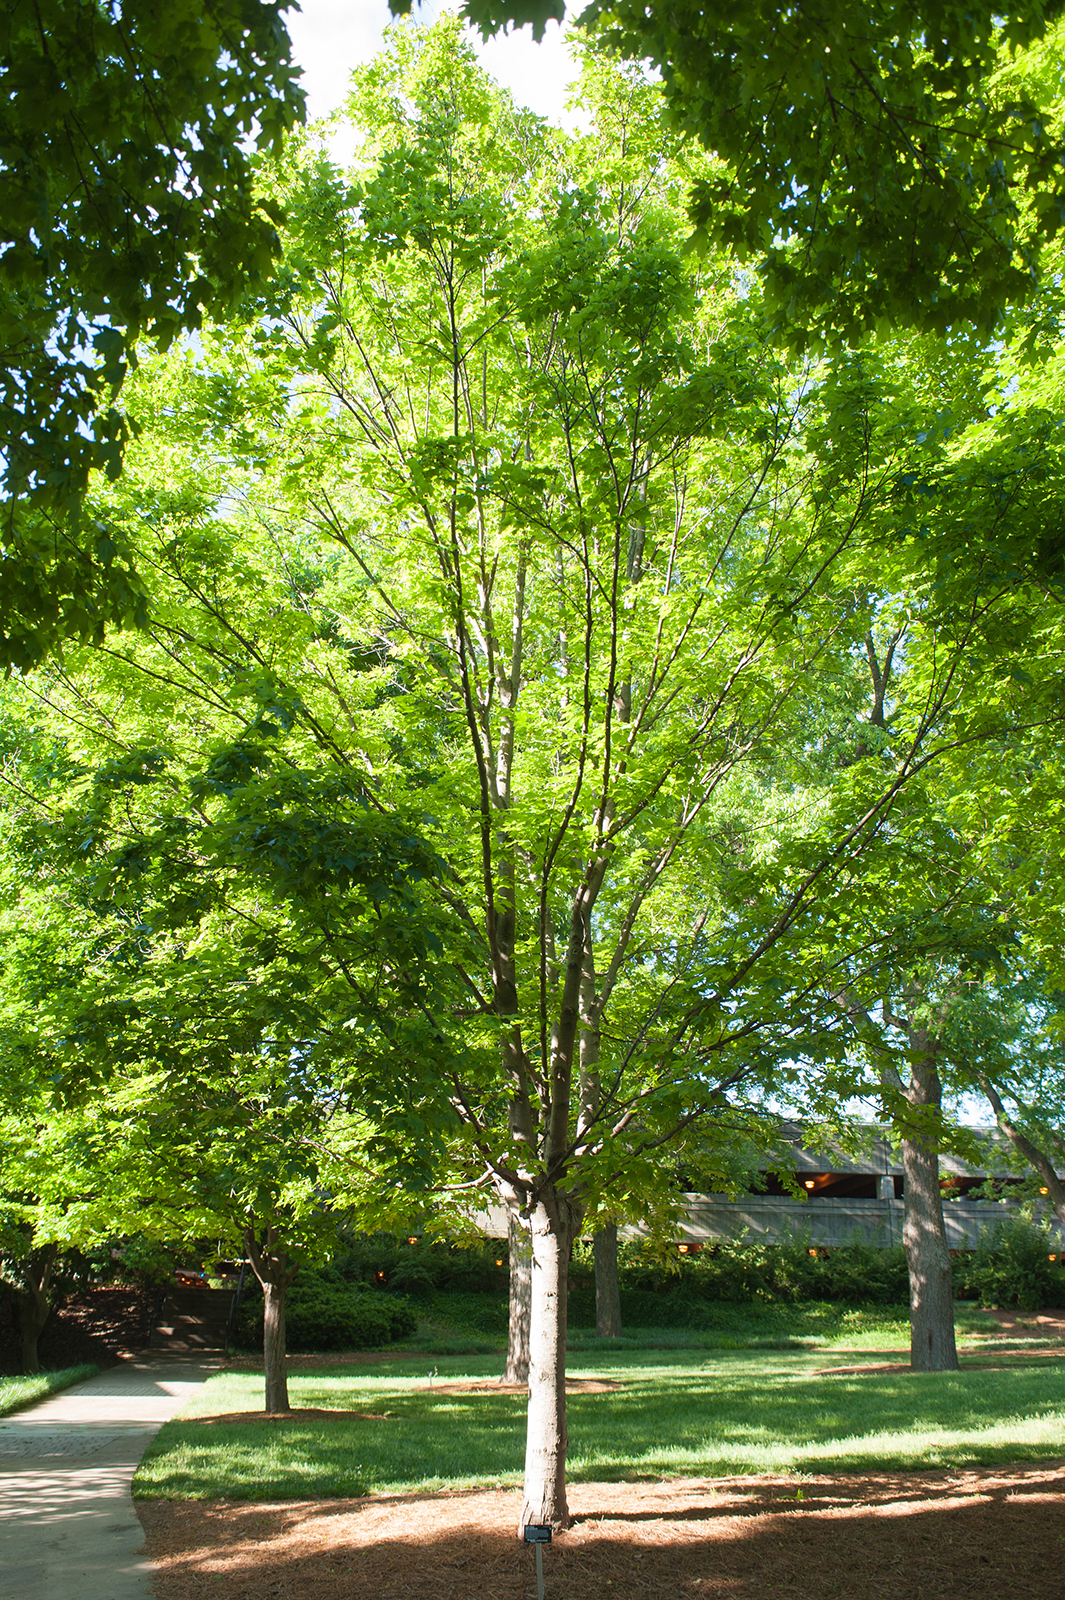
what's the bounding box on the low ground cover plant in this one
[0,1363,96,1415]
[134,1346,1065,1501]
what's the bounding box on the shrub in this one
[385,1264,435,1300]
[594,1231,910,1307]
[331,1236,508,1295]
[814,1239,910,1304]
[431,1291,509,1335]
[957,1217,1065,1311]
[233,1272,417,1352]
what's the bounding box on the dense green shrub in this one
[433,1291,510,1335]
[233,1271,417,1352]
[384,1264,435,1300]
[953,1217,1065,1311]
[331,1236,508,1295]
[573,1232,910,1308]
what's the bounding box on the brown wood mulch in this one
[979,1310,1065,1340]
[139,1461,1065,1600]
[816,1353,1065,1375]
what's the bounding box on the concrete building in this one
[476,1123,1065,1249]
[673,1123,1065,1250]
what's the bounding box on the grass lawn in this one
[389,1297,1026,1355]
[133,1342,1065,1501]
[0,1364,97,1416]
[565,1302,1014,1352]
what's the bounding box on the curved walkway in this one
[0,1356,220,1600]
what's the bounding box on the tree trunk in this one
[15,1243,58,1376]
[244,1223,298,1413]
[901,1037,958,1372]
[594,1224,622,1338]
[504,1207,531,1384]
[263,1282,290,1413]
[519,1191,582,1533]
[980,1077,1065,1232]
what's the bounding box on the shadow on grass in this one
[135,1359,1065,1500]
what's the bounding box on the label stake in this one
[523,1524,552,1599]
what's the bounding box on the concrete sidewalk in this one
[0,1356,220,1600]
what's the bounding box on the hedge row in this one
[230,1216,1065,1353]
[232,1268,417,1352]
[567,1219,1065,1312]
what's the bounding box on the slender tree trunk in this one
[244,1223,298,1413]
[504,1207,531,1384]
[519,1190,582,1533]
[901,1035,958,1372]
[15,1243,58,1376]
[980,1077,1065,1232]
[594,1224,622,1338]
[262,1282,290,1413]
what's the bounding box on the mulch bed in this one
[138,1461,1065,1599]
[980,1310,1065,1340]
[817,1353,1065,1375]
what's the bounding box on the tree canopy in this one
[0,0,304,669]
[6,3,1065,1534]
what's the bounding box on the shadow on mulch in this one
[138,1460,1065,1599]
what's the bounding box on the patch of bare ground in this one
[138,1461,1065,1600]
[816,1353,1065,1375]
[977,1310,1065,1341]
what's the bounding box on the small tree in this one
[32,17,1049,1527]
[193,23,1007,1524]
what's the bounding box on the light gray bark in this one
[594,1224,622,1338]
[518,1190,582,1532]
[504,1207,531,1384]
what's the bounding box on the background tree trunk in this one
[244,1223,298,1413]
[14,1243,58,1375]
[504,1208,531,1384]
[594,1224,622,1338]
[519,1192,582,1533]
[262,1282,290,1413]
[902,1036,958,1372]
[981,1077,1065,1231]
